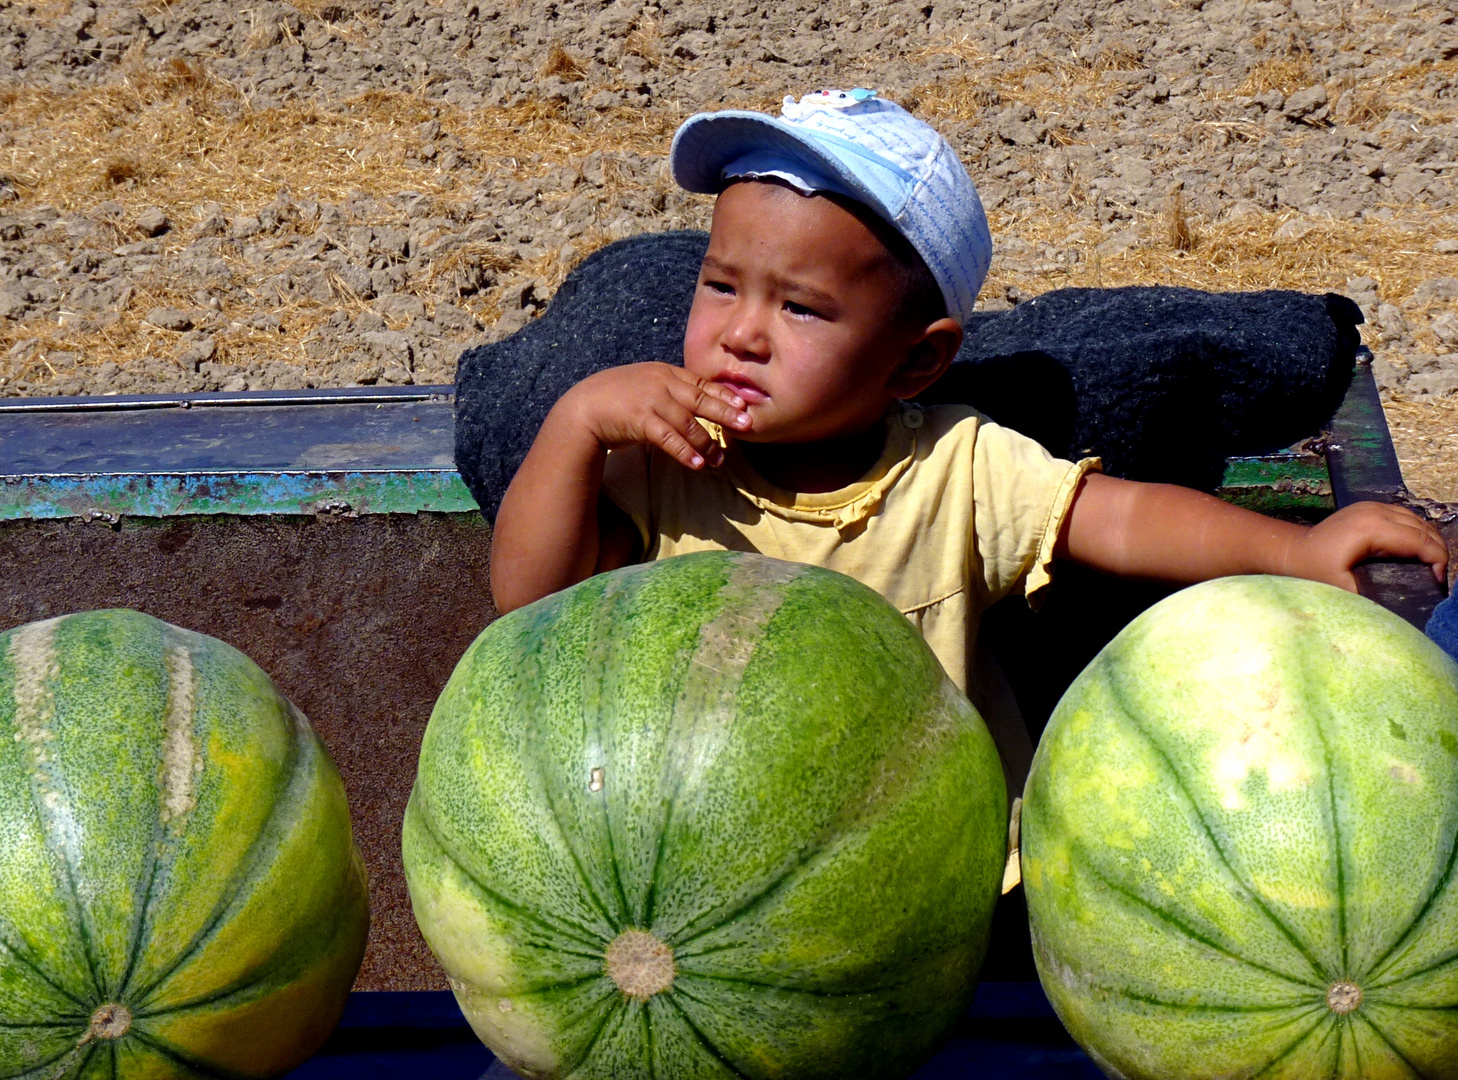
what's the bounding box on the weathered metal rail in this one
[1325,354,1447,627]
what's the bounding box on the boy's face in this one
[683,181,936,444]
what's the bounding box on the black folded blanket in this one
[455,230,1361,521]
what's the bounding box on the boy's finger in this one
[645,409,723,469]
[1375,510,1449,582]
[644,416,708,469]
[697,396,753,430]
[674,369,746,410]
[667,403,719,454]
[674,379,751,430]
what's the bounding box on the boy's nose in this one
[723,301,772,360]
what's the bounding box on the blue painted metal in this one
[0,385,480,520]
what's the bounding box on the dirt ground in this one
[1,0,1456,497]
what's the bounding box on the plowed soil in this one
[2,0,1455,497]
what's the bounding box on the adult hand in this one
[561,362,752,469]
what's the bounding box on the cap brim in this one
[670,111,897,223]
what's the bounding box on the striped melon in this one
[1022,576,1458,1079]
[0,610,369,1078]
[403,551,1007,1079]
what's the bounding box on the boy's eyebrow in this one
[700,255,839,310]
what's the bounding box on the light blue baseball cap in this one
[670,89,993,325]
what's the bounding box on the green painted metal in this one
[1216,453,1334,516]
[0,470,480,522]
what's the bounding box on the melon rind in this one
[0,609,369,1079]
[404,550,1007,1080]
[1023,575,1458,1080]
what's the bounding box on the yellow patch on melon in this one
[1388,762,1422,785]
[413,868,540,998]
[1248,876,1335,911]
[1187,616,1320,812]
[8,616,62,768]
[453,977,562,1080]
[142,950,353,1075]
[159,642,202,829]
[1207,711,1313,812]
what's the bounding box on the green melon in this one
[0,609,369,1078]
[1022,575,1458,1080]
[402,551,1007,1079]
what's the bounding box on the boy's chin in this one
[734,424,875,447]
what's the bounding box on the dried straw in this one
[2,12,1454,494]
[1384,396,1458,503]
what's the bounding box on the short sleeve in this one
[970,422,1100,608]
[601,445,655,555]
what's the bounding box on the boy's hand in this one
[491,362,752,613]
[562,362,752,469]
[1287,501,1449,592]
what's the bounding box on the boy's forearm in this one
[490,405,608,613]
[1060,474,1306,583]
[1061,473,1449,592]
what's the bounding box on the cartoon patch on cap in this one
[781,88,878,119]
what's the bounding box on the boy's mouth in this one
[714,374,769,405]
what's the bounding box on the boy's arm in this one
[1057,472,1448,591]
[490,363,751,614]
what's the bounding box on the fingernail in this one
[734,412,751,428]
[690,454,704,468]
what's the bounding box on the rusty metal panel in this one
[0,511,492,991]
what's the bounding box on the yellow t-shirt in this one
[603,401,1099,700]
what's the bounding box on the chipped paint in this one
[1217,452,1334,515]
[0,470,479,521]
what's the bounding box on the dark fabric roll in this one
[926,286,1361,490]
[454,231,709,522]
[454,230,1361,520]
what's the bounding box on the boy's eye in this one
[784,300,821,319]
[703,280,734,295]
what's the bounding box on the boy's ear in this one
[887,317,964,399]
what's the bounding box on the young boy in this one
[490,90,1447,774]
